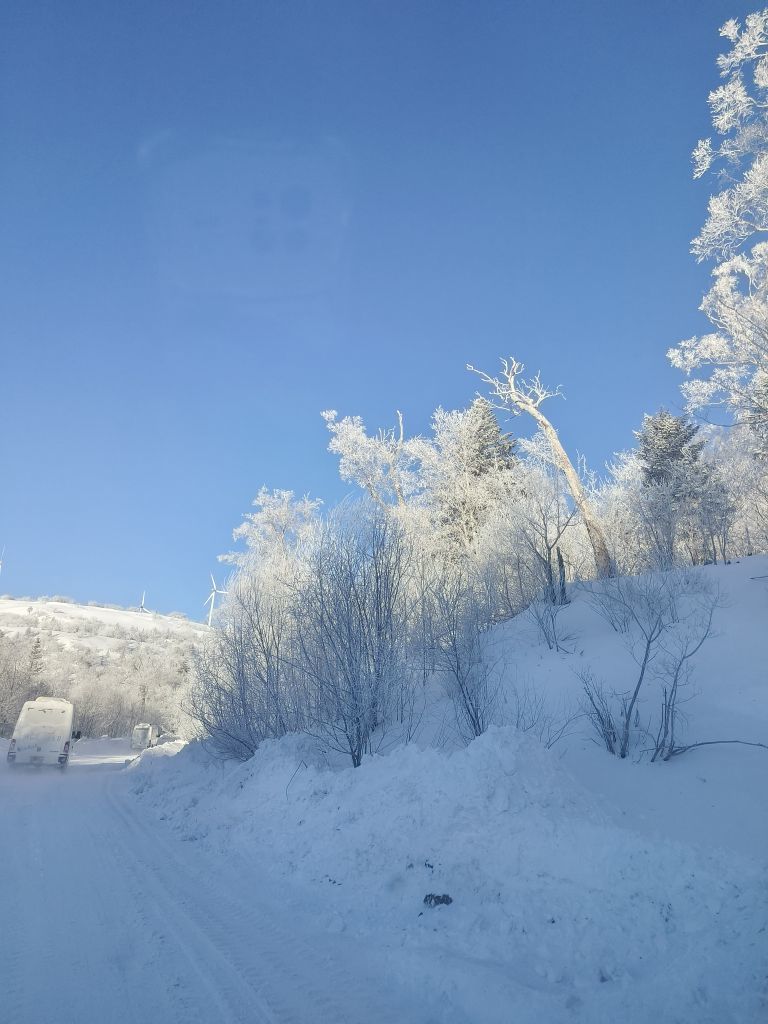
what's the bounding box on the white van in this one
[7,697,78,769]
[131,723,159,750]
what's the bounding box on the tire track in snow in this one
[0,758,441,1024]
[0,766,263,1024]
[107,777,441,1024]
[103,803,278,1024]
[0,771,155,1024]
[0,799,34,1024]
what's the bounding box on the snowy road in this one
[0,747,441,1024]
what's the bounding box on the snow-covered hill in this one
[127,557,768,1023]
[0,595,207,652]
[0,597,207,737]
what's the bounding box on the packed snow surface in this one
[0,740,436,1023]
[1,559,766,1022]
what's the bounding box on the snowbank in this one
[129,725,766,1023]
[126,560,768,1022]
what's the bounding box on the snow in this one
[0,596,207,652]
[0,740,434,1024]
[1,560,766,1022]
[125,728,765,1022]
[122,558,767,1022]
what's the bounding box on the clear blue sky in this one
[0,0,753,618]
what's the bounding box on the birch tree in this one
[468,357,614,577]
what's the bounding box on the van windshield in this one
[133,727,150,743]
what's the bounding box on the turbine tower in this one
[204,574,227,628]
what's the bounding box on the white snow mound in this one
[130,723,766,1023]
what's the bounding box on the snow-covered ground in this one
[123,557,767,1022]
[1,560,766,1023]
[0,740,439,1024]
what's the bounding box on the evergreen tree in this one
[633,410,733,567]
[636,410,704,486]
[426,400,517,552]
[464,397,517,477]
[28,636,44,678]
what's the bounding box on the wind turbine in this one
[138,591,149,614]
[204,574,227,627]
[0,546,4,577]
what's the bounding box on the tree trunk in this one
[529,408,615,578]
[557,546,568,605]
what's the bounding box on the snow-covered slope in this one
[497,553,768,860]
[0,595,207,653]
[0,596,207,737]
[127,559,768,1023]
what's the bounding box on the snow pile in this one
[125,560,768,1022]
[129,722,766,1023]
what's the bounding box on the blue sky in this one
[0,0,754,617]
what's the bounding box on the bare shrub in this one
[502,678,578,748]
[187,570,299,760]
[430,568,500,741]
[579,571,721,760]
[577,668,621,755]
[295,503,413,767]
[526,598,576,652]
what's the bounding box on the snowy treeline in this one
[190,391,767,764]
[192,13,768,764]
[0,607,199,738]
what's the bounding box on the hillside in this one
[0,596,207,737]
[0,595,207,650]
[126,557,768,1023]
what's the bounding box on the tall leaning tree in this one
[468,357,615,577]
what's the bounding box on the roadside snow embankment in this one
[129,726,766,1023]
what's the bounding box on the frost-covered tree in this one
[420,398,517,553]
[628,411,735,567]
[429,565,500,740]
[191,487,323,758]
[295,503,413,766]
[705,425,768,551]
[188,570,301,760]
[28,635,45,680]
[469,358,614,577]
[689,12,768,260]
[321,410,423,508]
[323,401,517,557]
[595,452,649,575]
[669,12,768,448]
[224,487,322,571]
[635,410,705,485]
[0,633,38,735]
